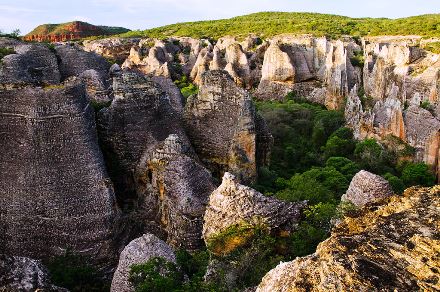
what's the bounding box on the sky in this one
[1,0,440,35]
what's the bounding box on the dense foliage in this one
[129,250,218,292]
[46,251,109,291]
[119,12,440,39]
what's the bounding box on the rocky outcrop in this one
[97,72,190,207]
[135,134,216,250]
[0,255,66,291]
[257,185,440,292]
[122,42,173,77]
[404,106,440,172]
[84,38,139,64]
[0,43,60,86]
[24,21,129,43]
[341,170,394,206]
[0,78,119,264]
[184,70,272,184]
[203,172,306,254]
[111,234,176,292]
[55,44,111,80]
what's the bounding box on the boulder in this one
[341,170,394,206]
[203,172,306,254]
[111,234,176,292]
[257,186,440,292]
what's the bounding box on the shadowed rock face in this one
[0,255,66,291]
[97,72,190,208]
[136,135,216,251]
[0,79,119,264]
[257,186,440,292]
[184,70,272,184]
[0,43,61,86]
[111,234,176,292]
[55,44,111,80]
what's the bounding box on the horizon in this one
[1,0,440,35]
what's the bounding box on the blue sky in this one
[1,0,440,34]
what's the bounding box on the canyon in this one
[1,16,439,291]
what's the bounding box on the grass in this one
[0,48,15,60]
[119,12,440,40]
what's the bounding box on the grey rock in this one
[0,44,60,86]
[135,134,216,250]
[184,70,271,184]
[110,234,176,292]
[0,78,119,265]
[203,172,306,245]
[0,255,67,292]
[341,170,394,206]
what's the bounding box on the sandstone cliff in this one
[257,185,440,292]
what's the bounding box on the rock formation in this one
[203,172,306,254]
[0,43,60,86]
[0,78,119,264]
[24,21,130,42]
[55,44,111,79]
[341,170,394,206]
[84,38,139,64]
[184,70,272,184]
[97,71,190,207]
[0,255,67,291]
[257,185,440,292]
[135,134,216,250]
[111,234,176,292]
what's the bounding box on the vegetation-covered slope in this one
[120,12,440,39]
[24,21,129,41]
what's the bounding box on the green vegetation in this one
[174,75,199,98]
[119,12,440,40]
[0,48,16,60]
[0,29,21,39]
[422,41,440,54]
[25,21,129,38]
[46,251,109,291]
[350,50,365,67]
[129,250,219,292]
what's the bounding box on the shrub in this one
[129,257,183,292]
[401,162,436,187]
[46,251,107,292]
[383,173,405,194]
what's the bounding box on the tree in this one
[401,163,436,187]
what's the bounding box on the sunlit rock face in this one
[257,185,440,292]
[341,170,394,206]
[203,172,306,255]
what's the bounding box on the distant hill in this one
[24,21,130,42]
[119,12,440,39]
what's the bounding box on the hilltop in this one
[119,12,440,39]
[24,21,130,42]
